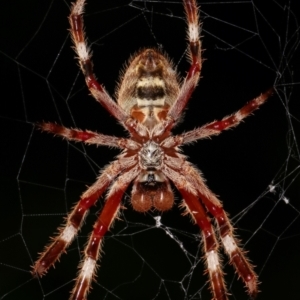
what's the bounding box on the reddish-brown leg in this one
[164,159,258,298]
[167,0,202,123]
[32,157,136,276]
[179,188,228,300]
[199,193,258,297]
[180,163,259,297]
[69,0,149,139]
[70,166,139,300]
[39,122,140,150]
[180,88,273,144]
[69,0,128,123]
[163,165,227,299]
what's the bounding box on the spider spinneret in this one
[32,0,273,299]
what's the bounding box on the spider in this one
[33,0,273,299]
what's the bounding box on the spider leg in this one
[164,158,258,299]
[197,187,259,298]
[167,0,202,124]
[183,191,228,300]
[166,161,259,297]
[187,167,258,296]
[39,122,140,150]
[32,156,136,276]
[164,165,227,300]
[180,88,273,144]
[69,0,128,123]
[70,166,139,300]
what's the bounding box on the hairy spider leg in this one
[180,88,274,144]
[165,168,228,300]
[199,193,258,297]
[163,152,259,300]
[32,157,136,276]
[162,164,226,299]
[167,0,202,125]
[183,190,229,300]
[70,167,139,300]
[69,0,149,139]
[182,164,258,297]
[69,0,128,123]
[39,122,140,150]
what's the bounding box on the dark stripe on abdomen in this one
[137,86,165,100]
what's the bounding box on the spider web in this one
[1,0,299,299]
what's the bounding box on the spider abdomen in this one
[117,49,180,128]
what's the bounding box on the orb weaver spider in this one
[33,0,272,299]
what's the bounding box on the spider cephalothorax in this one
[133,139,174,212]
[33,1,273,299]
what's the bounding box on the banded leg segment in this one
[39,122,140,150]
[69,0,128,122]
[168,0,202,122]
[199,195,258,297]
[33,158,135,276]
[180,88,273,144]
[178,188,228,300]
[182,164,259,297]
[163,165,227,300]
[184,0,202,78]
[164,160,258,298]
[70,166,139,300]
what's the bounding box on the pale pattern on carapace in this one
[32,0,273,299]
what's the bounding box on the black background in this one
[1,1,300,300]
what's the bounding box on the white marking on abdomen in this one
[137,77,165,88]
[137,98,165,107]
